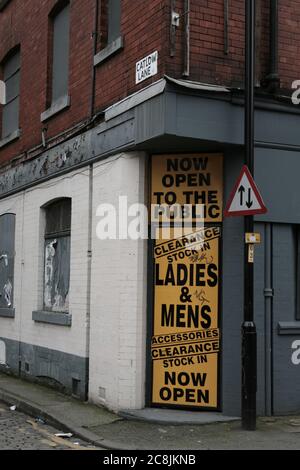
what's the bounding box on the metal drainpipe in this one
[170,0,176,57]
[183,0,190,77]
[224,0,229,55]
[264,224,274,416]
[264,0,280,92]
[18,191,26,377]
[90,0,100,118]
[84,0,98,399]
[85,164,93,399]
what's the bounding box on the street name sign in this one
[224,165,267,217]
[136,51,158,84]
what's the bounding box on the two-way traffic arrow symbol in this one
[224,165,267,217]
[246,189,253,208]
[238,186,253,208]
[238,185,245,205]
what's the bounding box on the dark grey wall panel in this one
[0,336,19,373]
[0,337,88,400]
[222,150,267,416]
[254,222,267,416]
[256,109,300,147]
[174,94,243,145]
[135,95,165,144]
[255,149,300,224]
[221,149,244,416]
[272,224,300,414]
[162,92,300,149]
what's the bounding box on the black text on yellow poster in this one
[151,153,223,224]
[150,154,223,410]
[151,227,220,409]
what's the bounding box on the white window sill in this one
[41,95,70,122]
[0,129,21,149]
[94,36,124,67]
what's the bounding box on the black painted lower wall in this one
[0,337,89,400]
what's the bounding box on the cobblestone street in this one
[0,401,98,450]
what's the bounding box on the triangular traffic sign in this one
[224,165,267,217]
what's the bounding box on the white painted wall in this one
[0,151,148,411]
[88,152,148,411]
[0,193,25,343]
[0,168,90,357]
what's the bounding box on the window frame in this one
[41,1,71,122]
[51,2,70,104]
[1,48,20,141]
[0,212,16,318]
[43,198,71,314]
[93,0,123,67]
[107,0,121,45]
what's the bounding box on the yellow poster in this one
[151,154,223,410]
[151,153,223,224]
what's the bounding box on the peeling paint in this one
[0,254,8,266]
[44,239,57,308]
[44,238,70,312]
[0,117,135,199]
[0,214,15,310]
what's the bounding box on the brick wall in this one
[93,0,169,111]
[0,0,299,168]
[166,0,300,90]
[0,0,94,166]
[278,1,300,90]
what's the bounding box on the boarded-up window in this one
[1,50,20,138]
[107,0,121,44]
[44,199,71,312]
[51,3,70,103]
[0,214,15,310]
[97,0,121,51]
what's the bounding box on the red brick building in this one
[0,0,300,417]
[0,0,299,166]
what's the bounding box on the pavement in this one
[0,399,98,450]
[1,372,300,450]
